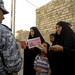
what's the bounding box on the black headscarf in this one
[53,21,75,48]
[28,27,45,43]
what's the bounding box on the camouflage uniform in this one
[0,24,22,75]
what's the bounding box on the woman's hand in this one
[50,45,63,52]
[37,45,47,54]
[21,45,26,49]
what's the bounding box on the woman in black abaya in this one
[44,21,75,75]
[23,27,45,75]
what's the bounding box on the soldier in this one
[0,0,22,75]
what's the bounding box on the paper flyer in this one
[19,41,27,46]
[27,37,41,48]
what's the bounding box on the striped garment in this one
[34,54,50,75]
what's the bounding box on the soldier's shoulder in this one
[1,24,12,31]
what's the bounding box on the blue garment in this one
[0,24,22,75]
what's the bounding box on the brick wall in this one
[36,0,75,44]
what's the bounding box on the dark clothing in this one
[47,21,75,75]
[24,47,41,75]
[47,48,75,75]
[47,51,65,75]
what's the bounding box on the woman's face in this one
[56,25,62,35]
[30,29,34,37]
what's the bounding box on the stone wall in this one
[36,0,75,44]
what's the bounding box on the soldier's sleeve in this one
[2,29,22,73]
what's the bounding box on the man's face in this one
[0,9,4,23]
